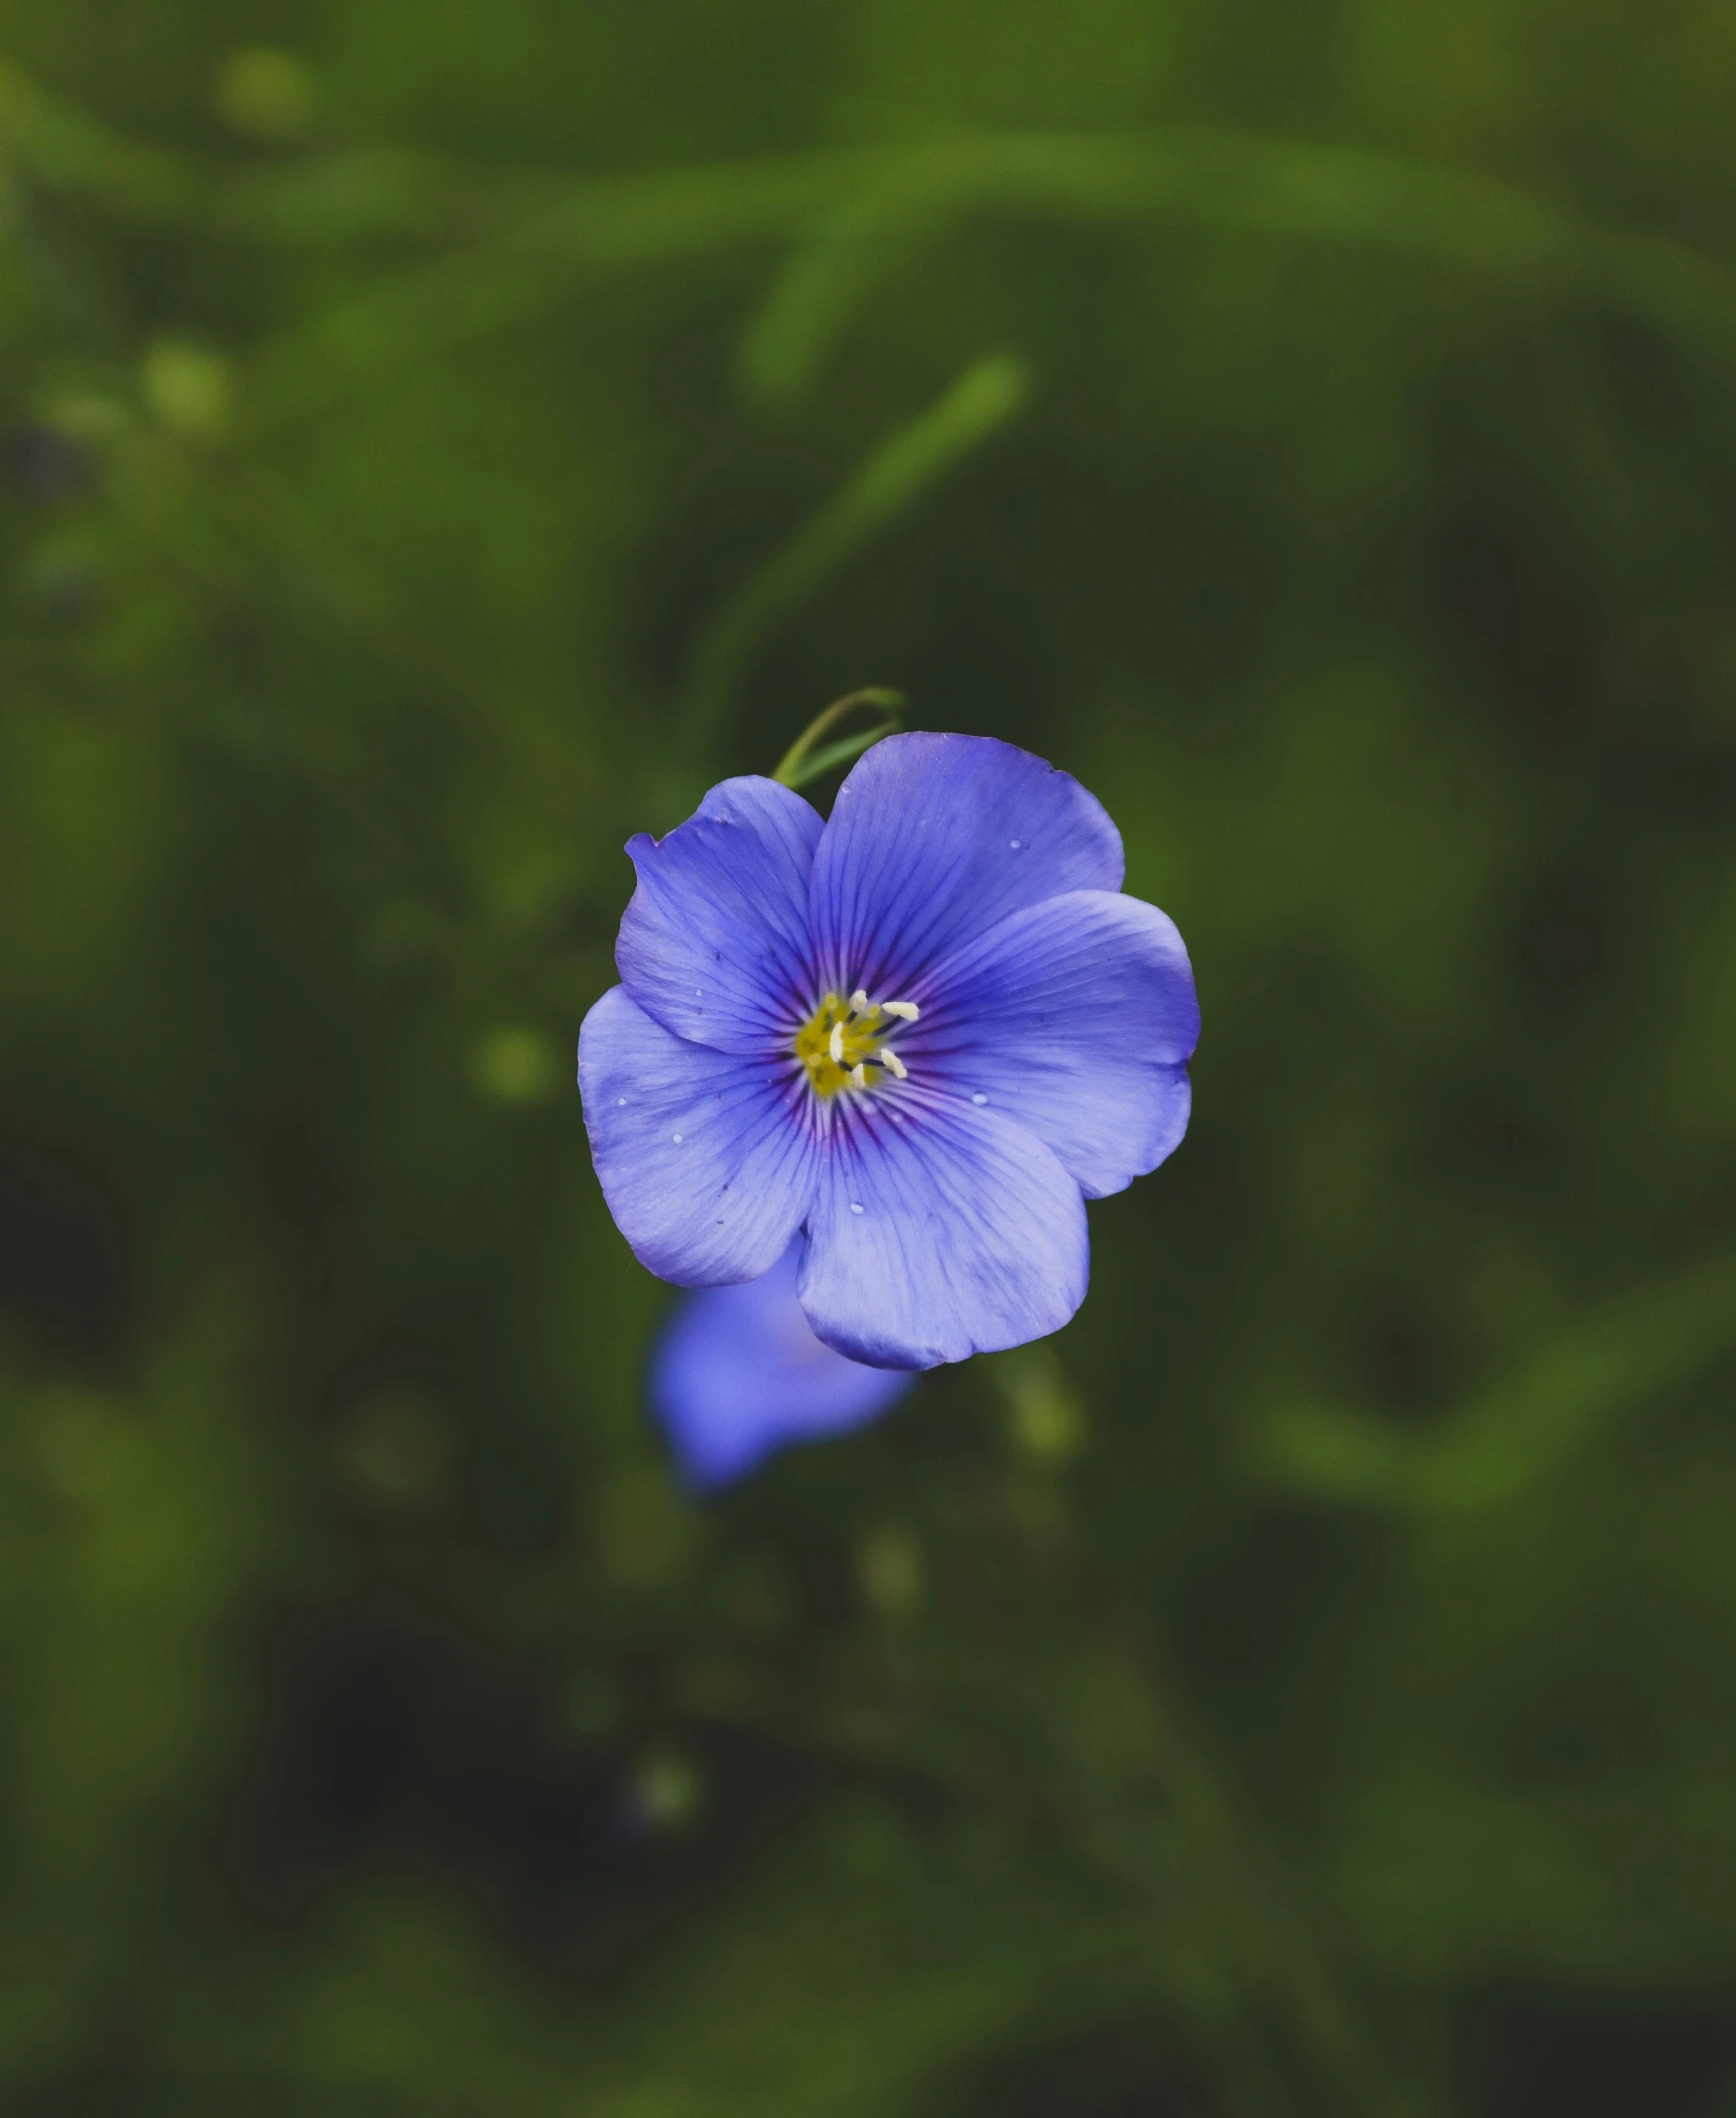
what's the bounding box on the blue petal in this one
[916,889,1199,1198]
[809,732,1124,998]
[650,1239,915,1488]
[616,775,823,1053]
[578,985,816,1285]
[796,1093,1089,1369]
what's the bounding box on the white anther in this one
[881,1000,919,1022]
[879,1048,907,1080]
[849,989,870,1015]
[849,1062,868,1088]
[828,1022,845,1063]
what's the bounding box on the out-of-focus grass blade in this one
[680,354,1030,741]
[736,128,1736,403]
[11,52,1736,419]
[1255,1252,1736,1511]
[739,187,922,406]
[251,128,1736,421]
[0,56,609,240]
[237,158,860,427]
[0,57,201,220]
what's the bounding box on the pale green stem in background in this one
[243,132,1736,425]
[678,354,1030,744]
[1254,1249,1736,1511]
[9,54,1736,424]
[738,187,923,406]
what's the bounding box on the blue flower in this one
[651,1238,917,1487]
[579,732,1199,1370]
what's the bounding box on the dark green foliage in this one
[2,2,1736,2109]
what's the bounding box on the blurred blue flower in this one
[651,1239,915,1487]
[580,731,1199,1369]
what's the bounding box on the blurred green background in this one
[3,2,1736,2111]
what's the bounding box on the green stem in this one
[771,688,903,789]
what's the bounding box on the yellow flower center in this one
[793,988,918,1098]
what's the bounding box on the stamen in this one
[794,988,917,1099]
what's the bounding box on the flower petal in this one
[650,1239,915,1488]
[917,889,1199,1198]
[578,985,816,1285]
[809,732,1124,997]
[797,1093,1089,1368]
[616,775,823,1053]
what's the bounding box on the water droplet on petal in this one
[617,1096,626,1106]
[849,1201,865,1215]
[971,1093,988,1106]
[671,1132,683,1144]
[1010,838,1021,849]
